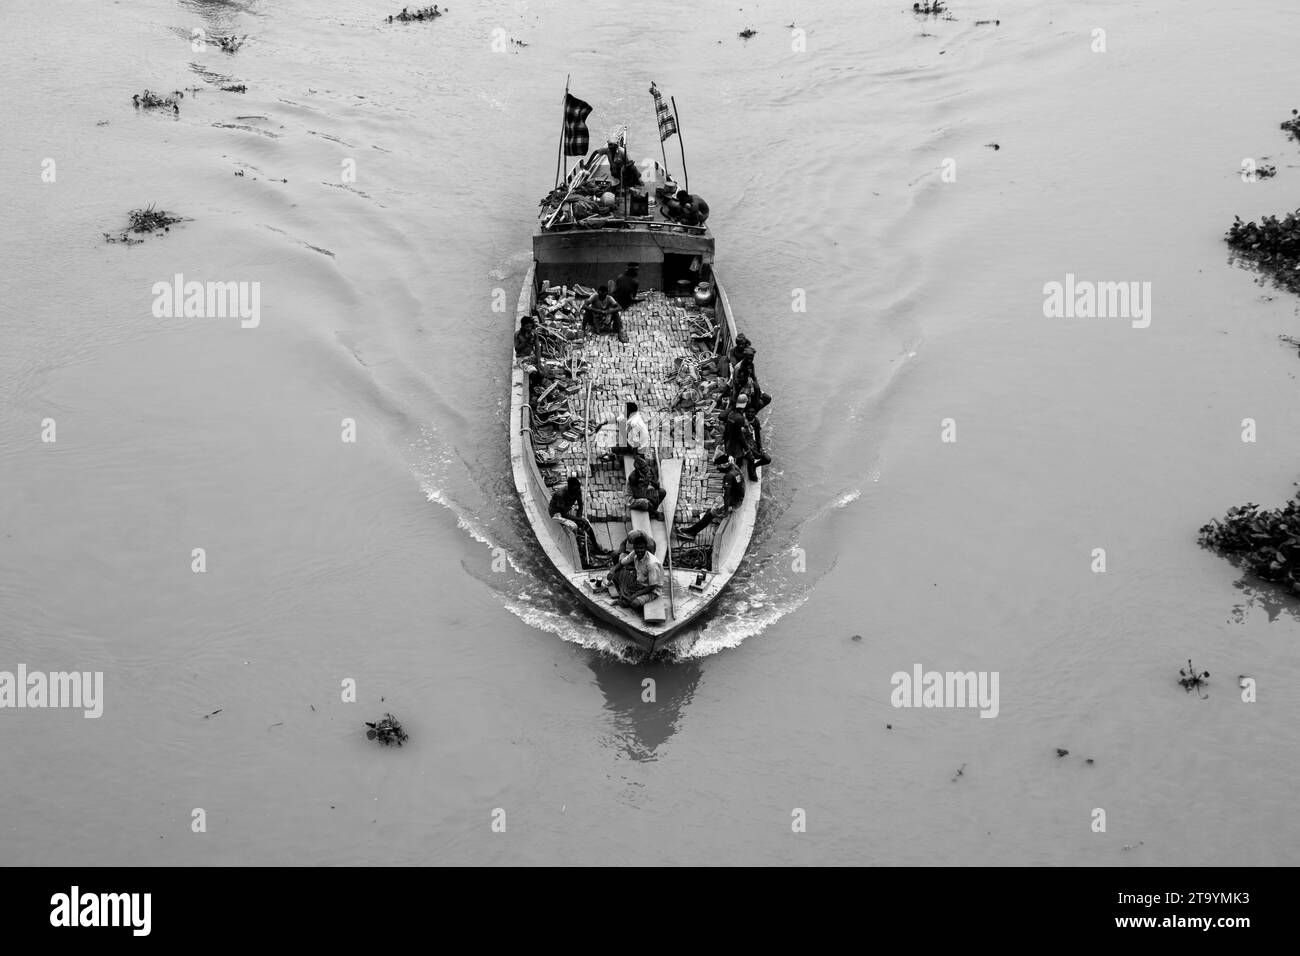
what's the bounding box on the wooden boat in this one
[508,145,762,655]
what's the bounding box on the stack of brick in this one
[528,290,729,526]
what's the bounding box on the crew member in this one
[612,263,640,309]
[581,286,627,342]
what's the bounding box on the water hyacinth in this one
[132,89,181,113]
[365,713,409,746]
[387,5,444,22]
[1198,491,1300,596]
[1282,108,1300,144]
[1225,208,1300,295]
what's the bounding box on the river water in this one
[3,0,1299,865]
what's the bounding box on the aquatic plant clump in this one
[1225,208,1300,295]
[913,1,947,14]
[212,35,246,53]
[387,5,445,22]
[132,89,182,113]
[1282,108,1300,144]
[103,204,186,244]
[1198,492,1300,596]
[365,713,409,746]
[1178,660,1210,695]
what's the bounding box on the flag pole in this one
[555,74,570,189]
[651,84,671,179]
[670,96,688,194]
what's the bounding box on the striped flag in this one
[650,82,677,142]
[563,92,594,156]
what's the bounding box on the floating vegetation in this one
[386,5,444,22]
[103,204,187,244]
[365,713,409,746]
[738,28,757,39]
[1226,208,1300,296]
[212,35,246,53]
[1055,748,1069,758]
[1177,659,1210,697]
[1198,490,1300,597]
[913,1,947,14]
[975,19,1001,25]
[1282,108,1300,144]
[221,84,247,93]
[132,89,182,113]
[1249,163,1278,180]
[985,142,1000,150]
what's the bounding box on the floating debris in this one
[974,19,1001,25]
[738,28,757,39]
[1055,748,1069,758]
[1178,659,1210,696]
[132,89,181,113]
[985,142,1000,150]
[1247,163,1278,179]
[212,35,247,53]
[387,5,444,22]
[202,708,222,719]
[1199,491,1300,594]
[951,763,966,782]
[913,1,947,14]
[1282,108,1300,144]
[850,634,862,642]
[221,83,247,93]
[1085,758,1094,765]
[1226,209,1300,295]
[365,712,409,746]
[104,204,188,244]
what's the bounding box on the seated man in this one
[514,315,538,359]
[606,530,664,609]
[675,190,710,226]
[581,286,627,343]
[549,476,611,560]
[627,457,666,517]
[678,454,745,540]
[611,262,640,309]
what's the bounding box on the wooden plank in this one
[623,454,654,543]
[642,596,667,623]
[591,520,615,554]
[658,457,684,533]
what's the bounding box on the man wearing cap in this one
[724,391,758,479]
[677,454,746,541]
[612,263,640,310]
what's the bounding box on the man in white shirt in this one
[613,401,651,462]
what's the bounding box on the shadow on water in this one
[588,655,703,762]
